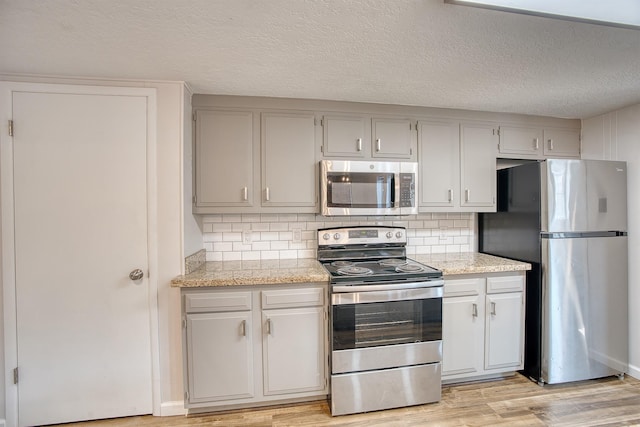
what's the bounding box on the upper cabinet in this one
[320,115,416,160]
[194,110,255,209]
[261,112,317,208]
[193,108,318,214]
[419,120,496,212]
[497,125,580,159]
[371,118,414,159]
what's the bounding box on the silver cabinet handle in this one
[448,189,453,202]
[266,318,272,335]
[242,186,248,201]
[491,302,496,316]
[265,187,270,201]
[376,138,381,152]
[534,138,539,150]
[548,139,554,150]
[465,189,470,202]
[240,320,246,336]
[472,303,478,318]
[129,269,144,281]
[357,138,362,152]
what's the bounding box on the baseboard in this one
[628,363,640,380]
[160,400,187,417]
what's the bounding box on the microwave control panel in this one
[399,173,416,207]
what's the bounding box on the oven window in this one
[326,172,394,208]
[332,298,442,351]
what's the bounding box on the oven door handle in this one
[332,283,443,305]
[332,279,444,293]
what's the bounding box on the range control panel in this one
[317,226,406,247]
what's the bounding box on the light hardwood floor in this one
[58,374,640,427]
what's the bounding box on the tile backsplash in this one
[202,213,476,262]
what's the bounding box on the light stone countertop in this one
[171,258,329,287]
[171,253,530,288]
[413,252,531,276]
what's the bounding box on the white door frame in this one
[0,81,160,426]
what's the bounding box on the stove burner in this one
[331,260,354,267]
[379,258,408,267]
[395,263,426,273]
[336,266,374,276]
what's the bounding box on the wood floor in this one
[58,374,640,427]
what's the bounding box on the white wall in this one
[582,104,640,380]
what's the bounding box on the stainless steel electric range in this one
[317,226,444,416]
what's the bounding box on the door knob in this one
[129,269,144,281]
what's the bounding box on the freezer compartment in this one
[542,159,627,233]
[331,363,441,416]
[541,235,628,384]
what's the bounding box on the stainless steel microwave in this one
[320,160,418,216]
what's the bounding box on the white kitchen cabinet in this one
[460,122,497,210]
[321,115,367,158]
[420,120,496,212]
[194,110,255,209]
[185,311,254,403]
[372,118,414,159]
[417,119,459,209]
[497,125,580,159]
[442,272,525,383]
[543,128,580,158]
[182,284,328,411]
[261,112,318,208]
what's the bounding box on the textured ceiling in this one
[1,0,640,119]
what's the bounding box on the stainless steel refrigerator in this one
[479,159,628,385]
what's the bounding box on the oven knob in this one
[396,231,403,238]
[322,233,331,241]
[333,233,341,240]
[386,231,393,239]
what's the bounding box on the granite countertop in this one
[413,252,531,276]
[172,253,531,288]
[171,258,329,288]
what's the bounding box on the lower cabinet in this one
[442,272,525,383]
[182,284,328,410]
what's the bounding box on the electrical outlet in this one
[242,230,252,244]
[439,227,447,241]
[292,228,302,243]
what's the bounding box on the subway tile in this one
[260,231,279,241]
[242,251,261,261]
[279,250,297,259]
[278,213,298,222]
[279,231,293,241]
[297,249,316,259]
[241,214,261,223]
[260,213,279,222]
[454,236,469,245]
[406,246,416,256]
[446,245,461,253]
[223,232,242,242]
[203,223,213,233]
[233,242,252,251]
[415,246,431,255]
[415,229,431,237]
[408,220,423,229]
[222,214,242,223]
[270,223,289,232]
[213,242,233,252]
[206,252,222,262]
[408,237,424,246]
[438,219,454,228]
[423,220,439,229]
[251,241,271,251]
[232,223,251,232]
[260,250,280,260]
[222,251,242,261]
[202,215,222,223]
[454,220,469,228]
[251,222,270,232]
[289,242,306,250]
[203,232,223,243]
[297,213,316,221]
[416,213,433,220]
[271,241,289,250]
[211,223,233,232]
[431,246,446,254]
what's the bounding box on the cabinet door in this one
[543,128,581,158]
[485,292,524,370]
[460,122,497,210]
[372,118,414,159]
[322,115,367,158]
[418,119,459,208]
[195,110,254,207]
[186,312,254,403]
[262,307,326,396]
[498,125,543,158]
[442,295,484,376]
[262,112,317,207]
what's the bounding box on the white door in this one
[10,88,153,426]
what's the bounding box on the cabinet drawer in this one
[184,291,252,313]
[444,278,484,297]
[261,287,325,309]
[486,275,524,294]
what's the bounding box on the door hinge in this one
[182,318,187,329]
[8,120,13,137]
[184,391,189,400]
[13,367,18,384]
